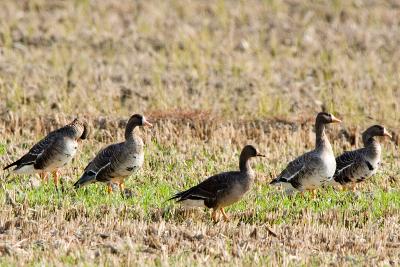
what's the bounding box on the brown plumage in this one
[73,114,152,193]
[168,145,265,222]
[3,118,88,187]
[270,112,341,193]
[331,125,391,187]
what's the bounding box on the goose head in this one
[316,112,342,125]
[70,118,89,140]
[364,125,392,139]
[239,145,265,172]
[127,114,153,128]
[125,114,152,139]
[241,145,265,159]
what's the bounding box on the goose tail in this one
[3,160,20,171]
[74,171,96,189]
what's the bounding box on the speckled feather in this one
[270,112,339,191]
[332,125,387,186]
[169,145,261,209]
[74,114,148,188]
[3,119,88,173]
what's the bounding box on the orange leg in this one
[311,189,317,199]
[349,184,356,192]
[341,184,356,192]
[107,184,113,194]
[39,173,49,183]
[118,181,125,192]
[211,209,218,222]
[220,208,230,222]
[52,170,60,189]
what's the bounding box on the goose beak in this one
[143,118,153,127]
[383,129,392,138]
[331,115,342,123]
[256,153,266,157]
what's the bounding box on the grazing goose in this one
[270,112,341,193]
[331,125,391,188]
[73,114,152,193]
[3,118,88,187]
[168,145,265,222]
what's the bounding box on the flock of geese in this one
[3,113,391,221]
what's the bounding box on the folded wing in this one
[169,172,231,208]
[74,143,123,188]
[270,152,312,184]
[3,134,58,172]
[333,149,365,185]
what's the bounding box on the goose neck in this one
[363,136,381,158]
[315,121,330,150]
[239,154,252,173]
[125,123,139,140]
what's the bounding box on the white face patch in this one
[141,116,146,125]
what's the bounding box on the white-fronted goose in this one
[4,118,88,187]
[73,114,152,193]
[168,145,265,222]
[270,112,341,192]
[331,125,391,188]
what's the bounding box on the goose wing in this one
[3,133,59,170]
[284,155,323,189]
[86,143,124,175]
[87,143,126,183]
[33,137,66,170]
[169,172,234,206]
[74,143,123,188]
[335,149,363,173]
[271,151,313,184]
[333,149,366,185]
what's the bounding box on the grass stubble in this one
[0,0,399,266]
[0,113,399,266]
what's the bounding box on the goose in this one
[3,118,88,188]
[270,112,341,193]
[73,114,152,193]
[330,125,391,189]
[168,145,265,222]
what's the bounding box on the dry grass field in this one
[0,0,399,266]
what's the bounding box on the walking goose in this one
[3,118,88,187]
[73,114,152,193]
[270,112,341,192]
[331,125,391,188]
[168,145,265,222]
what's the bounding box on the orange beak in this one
[383,129,392,138]
[143,118,153,127]
[331,115,342,123]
